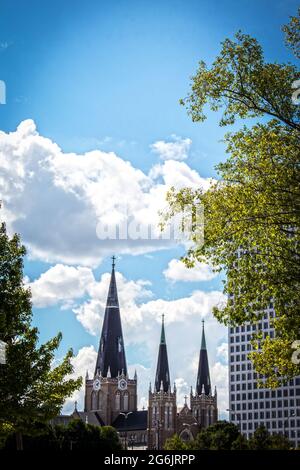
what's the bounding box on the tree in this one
[163,11,300,386]
[164,434,188,450]
[189,421,241,450]
[100,425,123,451]
[2,419,123,450]
[248,425,291,450]
[248,425,271,450]
[268,433,292,450]
[0,221,81,450]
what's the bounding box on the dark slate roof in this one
[73,410,105,427]
[113,411,148,431]
[95,258,127,378]
[154,315,171,392]
[196,321,211,395]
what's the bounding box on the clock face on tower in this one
[93,378,101,391]
[118,378,127,391]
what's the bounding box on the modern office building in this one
[228,305,300,447]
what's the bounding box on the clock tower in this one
[84,257,137,425]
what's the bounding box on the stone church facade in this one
[66,258,218,449]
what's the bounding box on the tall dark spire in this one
[196,320,211,395]
[155,314,170,392]
[95,256,127,377]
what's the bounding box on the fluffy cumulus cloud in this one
[28,264,95,308]
[150,135,192,161]
[163,258,218,282]
[63,345,97,414]
[0,121,211,266]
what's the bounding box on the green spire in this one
[160,314,166,344]
[201,320,207,350]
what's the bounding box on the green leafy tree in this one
[3,420,122,450]
[248,425,291,450]
[189,421,241,450]
[100,425,123,451]
[283,7,300,59]
[163,11,300,386]
[268,433,292,450]
[164,434,188,450]
[230,433,249,450]
[248,425,271,450]
[0,221,81,450]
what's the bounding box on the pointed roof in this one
[196,320,211,395]
[154,314,170,393]
[95,256,127,377]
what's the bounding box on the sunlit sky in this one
[0,0,298,415]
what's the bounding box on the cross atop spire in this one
[111,255,116,269]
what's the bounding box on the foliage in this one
[189,421,241,450]
[0,221,82,448]
[2,419,122,450]
[163,11,300,386]
[282,8,300,59]
[163,422,292,451]
[164,434,189,450]
[248,425,291,450]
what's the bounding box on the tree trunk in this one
[16,431,23,450]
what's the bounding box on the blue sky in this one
[0,0,298,414]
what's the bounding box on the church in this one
[68,258,218,449]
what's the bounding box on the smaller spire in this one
[173,381,177,392]
[107,366,111,378]
[160,314,166,344]
[134,369,137,381]
[201,319,207,350]
[214,385,217,396]
[74,400,78,411]
[149,382,152,392]
[85,370,89,380]
[190,385,193,395]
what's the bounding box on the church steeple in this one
[95,256,127,377]
[155,314,170,392]
[196,320,211,395]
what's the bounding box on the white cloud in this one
[163,258,218,282]
[217,342,228,364]
[63,345,97,414]
[0,120,212,266]
[29,264,94,308]
[150,135,192,161]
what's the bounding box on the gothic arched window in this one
[152,404,158,423]
[123,392,129,411]
[115,391,120,410]
[91,391,98,410]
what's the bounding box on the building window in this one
[123,392,129,411]
[91,391,98,410]
[115,392,121,411]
